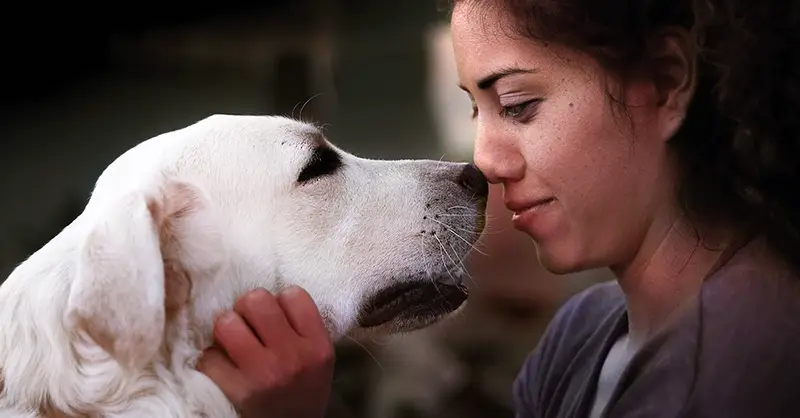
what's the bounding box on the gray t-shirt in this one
[513,238,800,418]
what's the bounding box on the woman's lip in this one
[511,198,555,216]
[511,198,556,228]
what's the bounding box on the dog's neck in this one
[184,244,294,350]
[187,247,348,344]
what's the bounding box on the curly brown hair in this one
[443,0,800,269]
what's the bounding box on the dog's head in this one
[64,115,487,371]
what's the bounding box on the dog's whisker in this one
[445,205,480,211]
[433,234,461,284]
[431,218,481,244]
[421,235,443,296]
[477,225,508,235]
[455,228,504,237]
[430,219,489,257]
[295,92,325,122]
[434,241,452,292]
[441,211,480,216]
[418,234,429,277]
[432,234,451,275]
[419,231,443,292]
[454,248,474,273]
[421,235,439,281]
[367,336,393,346]
[446,240,481,291]
[441,211,495,221]
[439,223,486,236]
[342,335,385,373]
[429,215,494,253]
[451,259,486,286]
[432,223,493,240]
[428,217,484,232]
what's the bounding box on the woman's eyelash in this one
[501,99,542,120]
[469,98,543,121]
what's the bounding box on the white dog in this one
[0,114,487,417]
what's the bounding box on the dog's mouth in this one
[357,280,469,330]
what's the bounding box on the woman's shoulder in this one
[519,280,625,373]
[683,239,800,416]
[701,237,800,331]
[512,280,626,415]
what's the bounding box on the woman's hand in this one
[197,286,335,418]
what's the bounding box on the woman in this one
[452,0,800,415]
[200,0,800,416]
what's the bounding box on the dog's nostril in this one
[457,163,489,197]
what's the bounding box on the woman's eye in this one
[503,103,527,118]
[501,99,542,120]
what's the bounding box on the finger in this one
[196,347,250,406]
[213,311,266,368]
[234,288,296,346]
[277,286,329,341]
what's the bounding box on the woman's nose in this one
[473,123,526,184]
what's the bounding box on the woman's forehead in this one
[451,16,580,90]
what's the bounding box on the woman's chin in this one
[534,240,588,275]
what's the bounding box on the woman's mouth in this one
[511,198,556,229]
[512,198,555,216]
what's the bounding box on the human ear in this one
[648,27,698,141]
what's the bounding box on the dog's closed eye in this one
[298,146,343,183]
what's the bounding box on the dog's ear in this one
[66,178,226,371]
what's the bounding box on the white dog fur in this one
[0,114,486,417]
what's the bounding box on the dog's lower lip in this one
[358,280,469,328]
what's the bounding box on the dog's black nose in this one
[458,163,489,198]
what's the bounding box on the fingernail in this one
[282,285,301,295]
[251,287,270,296]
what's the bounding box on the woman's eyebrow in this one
[458,67,539,92]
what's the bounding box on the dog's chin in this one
[350,278,469,336]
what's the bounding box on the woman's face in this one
[451,5,683,273]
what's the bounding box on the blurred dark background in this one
[0,2,611,417]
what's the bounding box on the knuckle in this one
[280,285,311,302]
[237,288,274,312]
[197,348,221,370]
[212,314,234,340]
[211,320,225,340]
[315,344,335,365]
[285,356,304,375]
[259,370,295,389]
[230,389,251,408]
[301,343,334,370]
[271,374,295,389]
[264,354,303,381]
